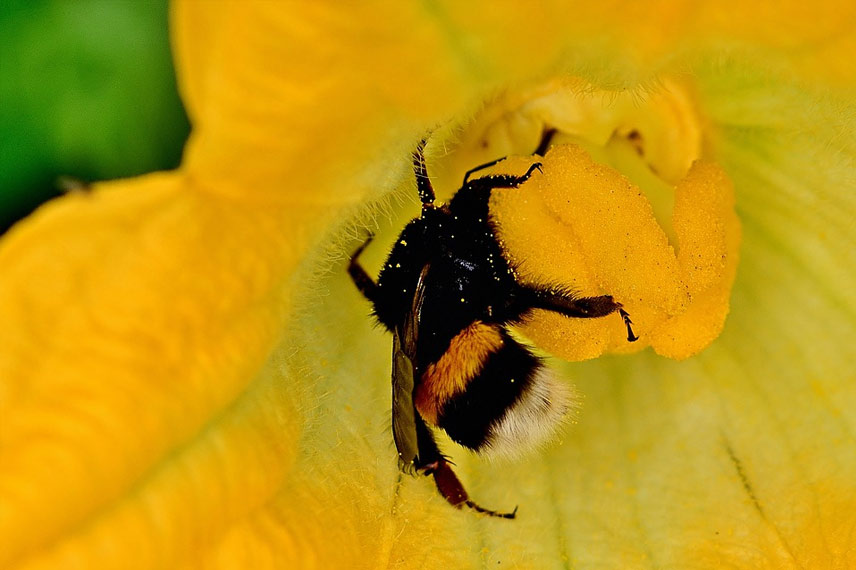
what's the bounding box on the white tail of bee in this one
[484,367,578,461]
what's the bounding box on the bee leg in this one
[523,288,639,342]
[426,460,518,519]
[463,157,508,185]
[414,414,517,519]
[617,308,638,343]
[466,161,544,191]
[348,235,378,303]
[533,126,557,156]
[462,127,558,185]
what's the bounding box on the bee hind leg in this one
[425,460,518,519]
[414,415,516,519]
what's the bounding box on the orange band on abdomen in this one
[414,321,504,424]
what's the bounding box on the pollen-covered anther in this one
[490,144,740,361]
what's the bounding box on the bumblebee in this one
[348,137,637,518]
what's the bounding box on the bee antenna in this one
[412,138,436,206]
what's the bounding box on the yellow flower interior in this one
[6,1,855,565]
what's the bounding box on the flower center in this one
[432,78,740,361]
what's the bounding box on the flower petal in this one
[0,174,307,567]
[169,0,856,204]
[170,0,475,203]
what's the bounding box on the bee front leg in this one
[462,157,509,185]
[533,126,557,156]
[462,126,558,184]
[465,161,543,193]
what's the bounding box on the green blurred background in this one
[0,0,189,233]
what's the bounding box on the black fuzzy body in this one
[373,189,526,370]
[370,180,542,451]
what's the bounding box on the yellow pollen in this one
[490,144,739,361]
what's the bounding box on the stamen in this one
[490,145,738,361]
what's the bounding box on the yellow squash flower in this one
[2,1,855,568]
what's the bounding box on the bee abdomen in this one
[414,321,503,425]
[437,333,576,458]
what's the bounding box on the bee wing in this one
[391,329,419,469]
[391,263,429,471]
